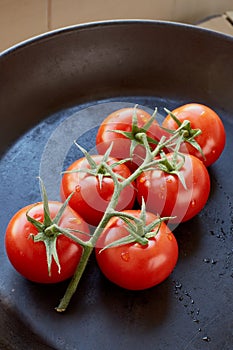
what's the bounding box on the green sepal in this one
[99,198,176,252]
[101,142,113,162]
[31,230,61,276]
[53,224,91,242]
[109,158,132,168]
[141,108,158,131]
[145,216,175,238]
[158,151,188,190]
[26,179,88,277]
[163,108,205,160]
[64,143,131,187]
[39,177,53,227]
[97,173,104,189]
[130,139,138,158]
[44,235,61,275]
[139,197,147,224]
[123,219,148,245]
[53,191,74,225]
[98,235,137,253]
[109,105,159,159]
[74,141,96,169]
[164,108,182,127]
[26,207,44,232]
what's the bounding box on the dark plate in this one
[0,20,233,350]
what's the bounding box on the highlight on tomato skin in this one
[60,155,136,227]
[162,103,226,167]
[95,210,178,291]
[136,152,211,224]
[5,201,89,284]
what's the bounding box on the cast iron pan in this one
[0,20,233,350]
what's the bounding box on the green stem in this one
[55,208,115,312]
[56,163,122,312]
[56,245,93,312]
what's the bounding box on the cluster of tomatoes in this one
[5,103,226,294]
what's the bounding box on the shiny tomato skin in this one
[5,202,89,283]
[95,210,178,290]
[162,103,226,167]
[60,155,136,227]
[96,107,165,171]
[136,153,210,223]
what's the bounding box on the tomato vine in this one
[5,104,225,313]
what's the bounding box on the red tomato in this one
[162,103,226,167]
[96,107,165,171]
[95,210,178,290]
[5,202,89,283]
[136,153,210,223]
[60,155,136,227]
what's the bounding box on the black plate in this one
[0,21,233,350]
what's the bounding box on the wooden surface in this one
[0,0,232,52]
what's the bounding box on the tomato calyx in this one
[64,142,130,188]
[163,108,205,160]
[28,224,62,275]
[99,200,173,252]
[156,151,187,189]
[109,105,158,158]
[26,178,87,276]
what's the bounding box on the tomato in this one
[60,155,136,227]
[136,153,210,223]
[5,201,89,284]
[162,103,226,167]
[96,107,165,171]
[95,210,178,290]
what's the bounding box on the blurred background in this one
[0,0,233,52]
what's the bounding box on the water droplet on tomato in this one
[145,180,151,188]
[160,184,165,191]
[121,251,130,262]
[166,176,173,183]
[191,199,196,207]
[34,214,42,221]
[141,115,148,123]
[75,185,81,192]
[25,225,31,232]
[212,149,216,154]
[159,192,164,200]
[69,217,81,224]
[167,233,173,241]
[139,176,146,183]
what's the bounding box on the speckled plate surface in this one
[0,20,233,350]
